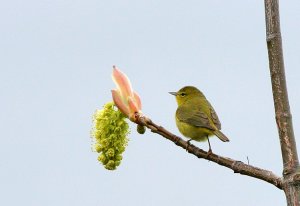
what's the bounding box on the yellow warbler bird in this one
[169,86,229,153]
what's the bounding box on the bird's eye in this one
[180,93,186,97]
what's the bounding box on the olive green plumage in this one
[170,86,229,150]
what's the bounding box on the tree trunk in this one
[264,0,300,205]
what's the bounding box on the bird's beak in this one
[169,92,177,96]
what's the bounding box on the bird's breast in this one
[175,117,214,142]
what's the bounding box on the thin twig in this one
[134,113,283,189]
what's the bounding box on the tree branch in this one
[264,1,300,205]
[134,113,283,189]
[264,0,299,177]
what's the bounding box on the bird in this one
[169,86,229,154]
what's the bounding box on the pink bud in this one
[112,66,133,100]
[128,96,140,120]
[111,66,142,120]
[133,91,142,111]
[111,89,129,116]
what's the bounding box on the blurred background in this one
[1,0,299,205]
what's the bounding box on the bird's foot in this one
[186,139,192,151]
[206,148,213,158]
[206,136,213,158]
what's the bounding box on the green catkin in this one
[91,102,129,170]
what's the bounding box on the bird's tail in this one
[213,130,230,142]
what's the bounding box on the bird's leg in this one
[206,136,213,157]
[186,139,192,151]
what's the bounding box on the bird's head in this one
[169,86,205,106]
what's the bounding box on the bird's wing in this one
[209,103,221,130]
[176,106,215,130]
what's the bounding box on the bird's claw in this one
[206,149,213,158]
[186,140,192,151]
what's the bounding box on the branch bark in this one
[134,114,283,189]
[264,0,300,205]
[264,0,299,177]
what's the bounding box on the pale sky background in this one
[1,0,300,206]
